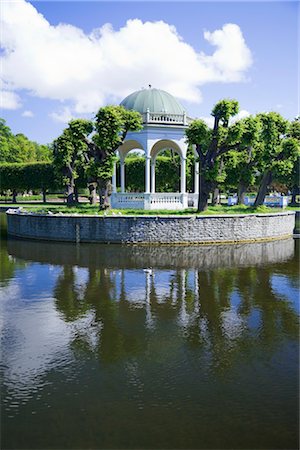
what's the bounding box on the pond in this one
[0,213,299,449]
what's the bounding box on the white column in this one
[112,161,117,193]
[194,161,199,194]
[145,156,151,194]
[120,160,125,193]
[180,157,186,194]
[151,160,156,193]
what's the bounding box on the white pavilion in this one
[111,86,199,210]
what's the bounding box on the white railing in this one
[111,193,145,210]
[142,112,187,125]
[149,193,184,210]
[111,193,189,210]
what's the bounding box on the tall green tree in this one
[0,118,52,163]
[186,99,240,211]
[52,106,142,208]
[86,106,142,208]
[53,119,93,204]
[223,116,261,204]
[254,113,299,206]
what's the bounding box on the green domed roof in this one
[120,87,185,114]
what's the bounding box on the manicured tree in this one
[288,118,300,204]
[22,163,58,202]
[254,113,300,207]
[53,119,93,205]
[87,106,142,209]
[0,163,26,202]
[223,116,261,204]
[0,162,57,202]
[186,99,240,211]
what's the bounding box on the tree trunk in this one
[12,189,17,203]
[74,185,79,203]
[98,179,111,210]
[211,187,220,206]
[291,186,299,205]
[42,188,47,203]
[237,181,247,205]
[254,171,272,207]
[198,177,213,212]
[88,183,97,205]
[66,183,74,205]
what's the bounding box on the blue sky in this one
[1,1,298,144]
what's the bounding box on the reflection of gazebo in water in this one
[111,86,199,210]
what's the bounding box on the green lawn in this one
[1,203,299,216]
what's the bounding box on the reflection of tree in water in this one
[187,266,299,373]
[0,242,26,286]
[248,267,298,341]
[52,262,299,372]
[54,266,89,322]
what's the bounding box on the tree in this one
[0,162,57,202]
[223,116,261,204]
[186,99,240,211]
[287,118,300,204]
[253,113,300,207]
[52,106,142,208]
[0,118,52,163]
[86,106,142,208]
[53,119,93,205]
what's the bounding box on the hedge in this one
[0,156,194,196]
[117,155,193,192]
[0,162,58,192]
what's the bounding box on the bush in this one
[0,162,59,193]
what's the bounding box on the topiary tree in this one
[86,106,143,209]
[186,99,240,211]
[223,115,261,204]
[253,113,300,207]
[52,107,142,209]
[52,119,93,205]
[0,162,57,202]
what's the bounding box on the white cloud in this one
[22,110,34,117]
[1,0,253,115]
[49,106,75,123]
[203,24,252,83]
[200,116,215,128]
[0,90,22,109]
[231,109,251,123]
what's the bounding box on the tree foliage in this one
[253,113,299,206]
[52,106,143,208]
[53,119,93,204]
[0,118,51,163]
[0,162,58,202]
[186,99,241,211]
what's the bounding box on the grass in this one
[1,203,299,216]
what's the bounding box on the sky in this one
[0,0,298,144]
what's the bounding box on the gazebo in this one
[111,86,199,210]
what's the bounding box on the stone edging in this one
[6,210,296,244]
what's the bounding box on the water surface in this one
[0,214,299,449]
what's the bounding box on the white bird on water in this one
[143,268,153,275]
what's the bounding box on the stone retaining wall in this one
[6,210,295,244]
